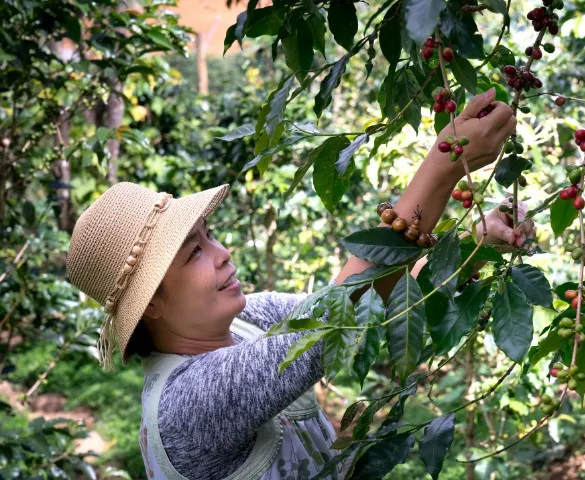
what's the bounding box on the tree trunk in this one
[104,80,124,185]
[195,33,209,95]
[53,119,75,233]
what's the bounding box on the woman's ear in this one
[144,301,162,320]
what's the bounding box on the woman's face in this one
[145,217,246,343]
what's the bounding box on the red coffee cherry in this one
[461,190,472,201]
[424,38,435,48]
[532,47,543,59]
[572,296,581,310]
[560,189,571,200]
[438,141,452,153]
[575,130,585,142]
[453,145,464,156]
[565,290,578,300]
[462,198,473,208]
[451,189,463,201]
[532,77,543,88]
[569,185,580,198]
[503,65,517,76]
[549,24,559,35]
[574,196,585,210]
[433,102,445,113]
[550,368,559,377]
[422,46,434,60]
[442,47,454,62]
[555,96,566,106]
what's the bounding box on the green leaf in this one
[281,155,315,205]
[403,0,446,44]
[340,227,422,267]
[224,24,237,55]
[63,16,82,43]
[483,0,509,23]
[22,201,36,226]
[335,133,369,176]
[282,18,314,81]
[419,413,455,480]
[510,264,553,308]
[341,401,363,432]
[321,286,356,327]
[306,13,326,57]
[235,12,247,47]
[146,27,175,50]
[492,281,533,362]
[240,135,305,178]
[314,54,349,119]
[527,190,561,220]
[245,7,283,37]
[440,5,484,59]
[550,196,579,238]
[313,136,354,213]
[265,76,295,143]
[353,288,385,387]
[528,330,563,366]
[428,228,461,295]
[429,281,490,355]
[488,45,515,69]
[494,154,531,188]
[216,124,255,141]
[278,330,331,374]
[379,6,402,66]
[328,0,358,51]
[284,286,336,321]
[386,271,426,381]
[265,318,329,336]
[449,52,477,94]
[352,433,415,479]
[395,68,422,133]
[353,399,390,440]
[322,328,357,381]
[459,237,504,263]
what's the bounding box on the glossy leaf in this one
[216,123,255,141]
[306,13,326,57]
[440,5,484,58]
[312,136,354,213]
[340,227,422,266]
[265,318,329,336]
[428,228,461,295]
[492,281,533,362]
[278,329,331,374]
[335,133,369,176]
[386,271,426,381]
[379,5,402,66]
[449,52,477,94]
[341,401,363,432]
[550,196,579,238]
[352,433,415,479]
[265,76,295,143]
[494,154,531,188]
[314,54,349,118]
[510,264,553,308]
[328,0,358,51]
[322,328,357,382]
[429,281,491,355]
[245,7,283,37]
[403,0,446,44]
[282,18,313,81]
[418,413,455,480]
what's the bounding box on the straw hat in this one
[66,181,230,369]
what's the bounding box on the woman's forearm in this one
[336,149,461,304]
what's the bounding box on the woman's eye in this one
[207,228,214,239]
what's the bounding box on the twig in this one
[0,240,30,284]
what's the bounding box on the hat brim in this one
[114,183,230,364]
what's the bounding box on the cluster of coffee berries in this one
[478,301,492,331]
[559,165,584,208]
[502,65,543,92]
[569,247,584,262]
[438,135,468,161]
[540,394,560,414]
[457,272,481,293]
[574,129,585,153]
[556,316,585,338]
[527,3,561,35]
[563,289,582,309]
[421,38,453,62]
[451,180,483,209]
[477,103,495,119]
[550,362,585,390]
[432,87,457,114]
[377,203,438,248]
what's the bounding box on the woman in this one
[66,88,535,479]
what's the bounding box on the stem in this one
[465,339,476,480]
[524,91,585,104]
[571,165,585,366]
[476,0,512,71]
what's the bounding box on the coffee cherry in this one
[555,96,566,106]
[376,202,392,216]
[505,142,515,154]
[451,189,463,201]
[462,198,473,208]
[559,328,574,338]
[442,47,454,62]
[553,362,564,369]
[438,141,452,153]
[560,189,571,200]
[458,180,469,190]
[391,217,407,232]
[422,46,434,60]
[569,169,582,186]
[569,365,580,375]
[543,43,555,53]
[577,372,585,381]
[572,297,581,310]
[565,289,578,300]
[433,102,445,113]
[568,378,578,390]
[532,47,543,59]
[532,77,543,88]
[560,317,575,327]
[574,196,585,210]
[576,130,585,142]
[445,100,457,113]
[473,193,484,205]
[499,204,510,213]
[461,190,472,201]
[542,404,555,414]
[503,65,517,76]
[514,143,525,154]
[571,248,583,260]
[424,38,435,48]
[557,369,570,378]
[381,208,398,224]
[453,145,464,156]
[542,394,553,405]
[518,175,527,187]
[569,185,579,198]
[550,368,559,377]
[525,46,534,56]
[404,226,419,241]
[576,324,585,333]
[458,136,469,146]
[549,24,559,35]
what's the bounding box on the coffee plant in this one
[222,0,585,478]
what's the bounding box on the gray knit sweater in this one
[157,281,337,479]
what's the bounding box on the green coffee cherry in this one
[576,324,584,333]
[542,404,555,414]
[569,168,582,185]
[559,318,575,328]
[569,378,578,390]
[458,180,469,191]
[557,369,570,378]
[576,372,585,381]
[542,394,552,405]
[505,142,515,154]
[458,136,469,146]
[566,165,580,173]
[559,376,569,383]
[553,362,564,369]
[444,135,455,144]
[572,248,583,261]
[474,193,484,205]
[519,106,531,115]
[569,365,580,375]
[499,205,510,213]
[559,328,574,338]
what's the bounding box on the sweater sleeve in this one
[158,279,338,480]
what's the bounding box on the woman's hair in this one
[125,282,163,359]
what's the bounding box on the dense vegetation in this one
[2,0,585,478]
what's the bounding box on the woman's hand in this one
[434,88,517,179]
[476,197,537,253]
